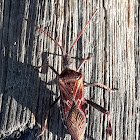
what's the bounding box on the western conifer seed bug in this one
[25,9,117,140]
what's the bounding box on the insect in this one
[25,9,116,140]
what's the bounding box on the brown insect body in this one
[59,69,86,140]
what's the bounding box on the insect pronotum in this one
[25,9,117,140]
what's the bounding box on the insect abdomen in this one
[67,105,86,140]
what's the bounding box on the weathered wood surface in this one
[0,0,139,140]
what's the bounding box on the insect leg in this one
[85,99,112,136]
[38,96,60,136]
[76,54,93,72]
[34,62,60,77]
[48,65,60,77]
[84,81,117,91]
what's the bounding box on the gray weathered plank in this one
[0,0,139,140]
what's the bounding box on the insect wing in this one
[67,104,86,140]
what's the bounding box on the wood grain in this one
[0,0,139,140]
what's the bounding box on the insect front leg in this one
[38,96,60,136]
[48,64,60,77]
[85,99,112,137]
[34,62,60,77]
[76,53,93,72]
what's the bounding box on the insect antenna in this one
[24,18,65,55]
[68,9,98,56]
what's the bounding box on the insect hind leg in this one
[85,99,112,136]
[38,96,60,137]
